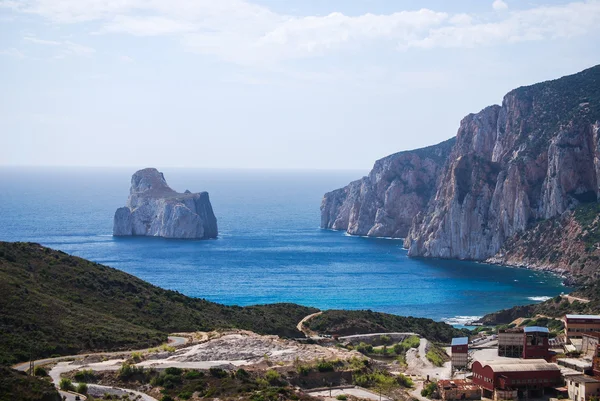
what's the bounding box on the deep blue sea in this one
[0,167,569,324]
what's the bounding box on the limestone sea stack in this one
[113,168,218,239]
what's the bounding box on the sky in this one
[0,0,599,170]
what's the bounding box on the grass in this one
[0,241,318,365]
[426,344,449,367]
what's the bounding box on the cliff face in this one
[113,168,218,239]
[321,138,455,238]
[487,203,600,282]
[405,65,600,261]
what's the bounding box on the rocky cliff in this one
[405,65,600,262]
[113,168,218,239]
[320,138,455,238]
[487,202,600,283]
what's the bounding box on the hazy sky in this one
[1,0,599,170]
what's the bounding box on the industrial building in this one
[498,328,524,358]
[437,380,481,401]
[471,359,562,400]
[523,327,550,360]
[565,315,600,339]
[566,375,600,401]
[497,326,550,360]
[582,333,600,358]
[451,337,469,371]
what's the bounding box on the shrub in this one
[317,359,335,372]
[397,374,413,388]
[76,383,88,394]
[380,335,392,345]
[421,381,438,398]
[356,342,374,354]
[59,378,75,391]
[74,369,96,382]
[265,369,282,385]
[296,365,312,376]
[33,366,48,376]
[118,363,144,379]
[161,396,175,401]
[209,367,229,378]
[131,351,142,362]
[164,367,182,376]
[336,396,347,400]
[236,368,250,379]
[185,370,203,379]
[178,391,193,400]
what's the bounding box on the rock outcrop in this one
[113,168,218,239]
[405,65,600,261]
[322,64,600,276]
[320,138,455,238]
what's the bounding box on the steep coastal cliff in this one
[113,168,218,239]
[405,65,600,263]
[322,65,600,278]
[321,138,455,238]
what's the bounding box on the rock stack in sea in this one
[113,168,218,239]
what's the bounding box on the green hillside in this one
[307,310,469,343]
[0,242,318,365]
[0,367,60,401]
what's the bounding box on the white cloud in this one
[99,15,197,36]
[24,36,61,45]
[0,47,25,58]
[493,0,509,11]
[4,0,600,65]
[22,35,95,57]
[119,55,134,63]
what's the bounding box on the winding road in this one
[13,336,189,401]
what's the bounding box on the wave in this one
[342,232,404,240]
[442,315,483,326]
[528,296,552,302]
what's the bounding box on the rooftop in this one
[452,337,469,346]
[566,314,600,320]
[557,358,593,369]
[524,326,549,333]
[476,360,560,373]
[583,332,600,339]
[438,380,480,390]
[569,375,600,384]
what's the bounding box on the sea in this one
[0,167,569,325]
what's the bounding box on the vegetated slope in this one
[306,310,469,343]
[479,280,600,325]
[0,366,60,401]
[488,202,600,283]
[0,242,318,365]
[321,137,456,238]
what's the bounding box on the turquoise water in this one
[0,167,568,323]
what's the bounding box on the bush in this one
[421,381,438,398]
[161,396,175,401]
[296,365,312,376]
[118,363,144,379]
[397,374,413,388]
[236,368,250,379]
[336,396,347,400]
[59,378,74,391]
[76,383,88,394]
[178,391,193,400]
[33,366,48,376]
[265,369,282,385]
[165,367,182,376]
[185,370,203,379]
[74,369,96,382]
[356,342,374,354]
[317,359,335,372]
[380,335,392,345]
[209,367,229,378]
